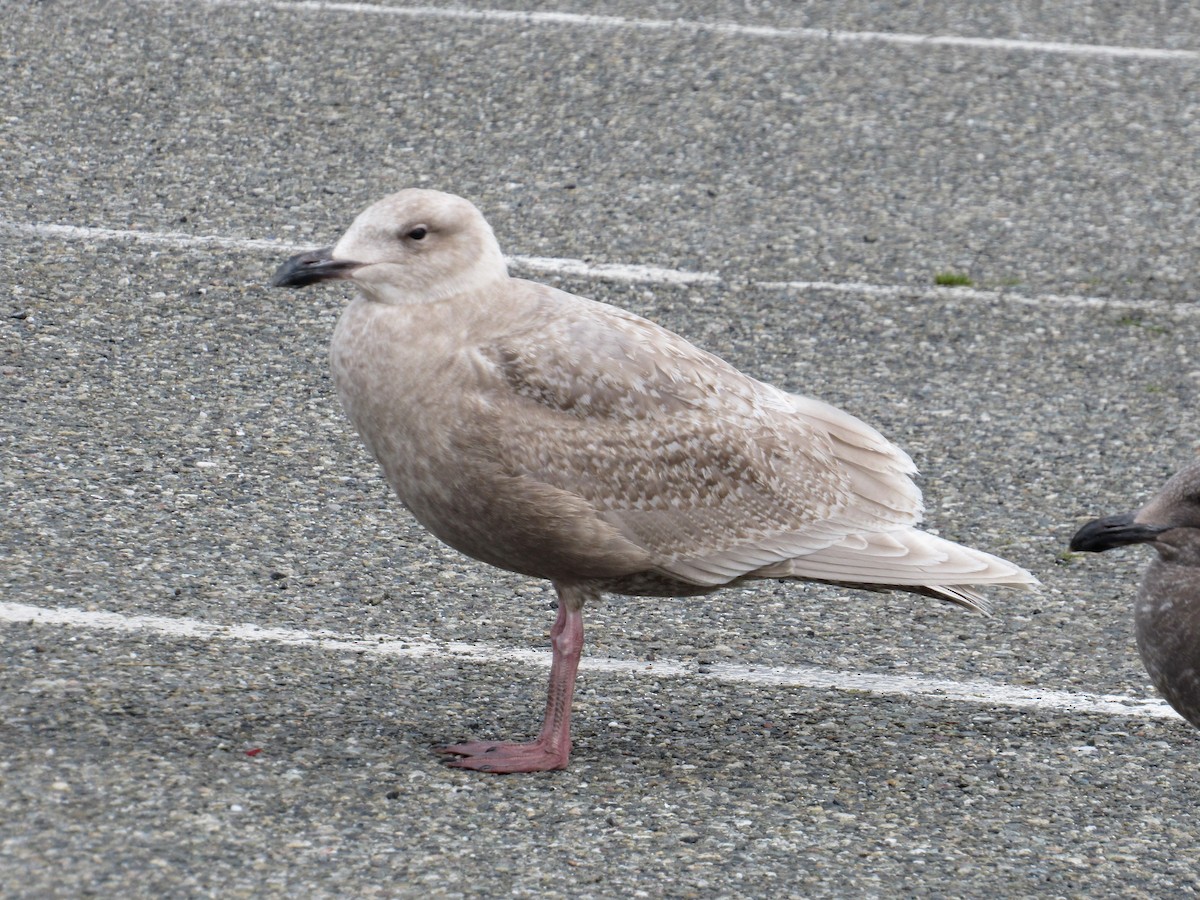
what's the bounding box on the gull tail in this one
[756,528,1038,615]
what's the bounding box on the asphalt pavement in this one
[3,0,1200,896]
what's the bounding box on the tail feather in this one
[755,527,1038,614]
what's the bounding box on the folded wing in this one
[464,284,1026,602]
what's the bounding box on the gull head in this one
[1071,458,1200,565]
[271,189,509,304]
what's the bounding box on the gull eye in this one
[405,225,428,241]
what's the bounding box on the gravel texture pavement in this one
[3,0,1200,896]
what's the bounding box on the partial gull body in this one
[271,189,1036,773]
[1071,459,1200,730]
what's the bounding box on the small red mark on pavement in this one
[244,748,263,757]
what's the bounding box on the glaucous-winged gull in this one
[1071,458,1200,730]
[271,189,1037,772]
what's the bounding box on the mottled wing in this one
[473,284,924,587]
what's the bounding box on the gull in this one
[271,188,1037,772]
[1071,458,1200,730]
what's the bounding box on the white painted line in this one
[757,278,1200,317]
[168,0,1200,63]
[4,217,1194,315]
[511,254,720,287]
[0,601,1179,723]
[1,220,716,287]
[2,221,305,254]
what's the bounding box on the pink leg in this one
[440,586,586,773]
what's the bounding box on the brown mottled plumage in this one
[1071,458,1200,730]
[271,189,1036,772]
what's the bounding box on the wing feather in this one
[470,283,929,586]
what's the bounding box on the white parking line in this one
[0,601,1178,723]
[168,0,1200,62]
[0,221,719,287]
[4,221,299,253]
[4,218,1195,314]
